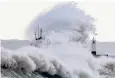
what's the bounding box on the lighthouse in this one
[91,37,97,56]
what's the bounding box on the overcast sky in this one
[0,0,115,42]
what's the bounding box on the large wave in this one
[1,42,99,78]
[1,1,115,78]
[26,2,95,43]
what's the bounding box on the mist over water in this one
[1,2,115,78]
[26,2,94,41]
[1,2,105,78]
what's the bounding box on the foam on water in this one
[1,2,115,78]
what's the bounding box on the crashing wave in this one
[1,46,72,78]
[1,42,101,78]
